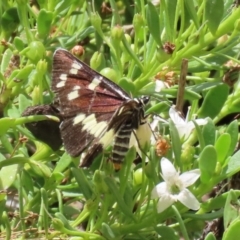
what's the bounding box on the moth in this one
[52,49,149,167]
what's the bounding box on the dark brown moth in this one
[52,49,149,167]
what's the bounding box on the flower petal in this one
[156,194,175,213]
[195,119,207,126]
[151,182,167,199]
[183,121,195,138]
[177,189,200,210]
[179,169,201,187]
[151,116,168,130]
[169,107,185,125]
[175,123,191,139]
[161,157,178,181]
[155,80,167,92]
[152,0,160,6]
[169,107,207,141]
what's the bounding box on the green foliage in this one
[0,0,240,239]
[198,84,229,119]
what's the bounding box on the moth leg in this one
[140,114,150,125]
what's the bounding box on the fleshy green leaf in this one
[204,232,217,240]
[146,102,169,115]
[1,8,20,34]
[19,94,31,114]
[146,2,161,45]
[21,170,34,193]
[223,219,240,240]
[101,223,116,239]
[0,164,19,189]
[202,118,216,146]
[72,168,93,199]
[224,150,240,177]
[119,77,136,95]
[226,120,238,156]
[169,119,182,167]
[0,48,13,74]
[223,190,239,230]
[0,118,15,136]
[105,177,135,221]
[184,0,199,29]
[155,226,178,240]
[53,152,72,174]
[198,84,229,118]
[165,0,178,41]
[215,133,231,164]
[199,145,217,183]
[37,9,53,39]
[13,37,25,51]
[205,0,224,34]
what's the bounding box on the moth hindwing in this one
[52,48,149,167]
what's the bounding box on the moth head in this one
[140,96,150,106]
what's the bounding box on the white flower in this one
[151,0,160,6]
[155,80,167,92]
[151,157,200,213]
[169,107,207,140]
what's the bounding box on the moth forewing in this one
[52,49,150,167]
